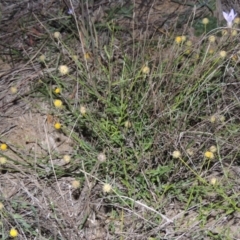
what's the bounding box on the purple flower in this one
[223,9,237,28]
[67,9,73,15]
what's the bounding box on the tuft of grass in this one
[2,1,240,239]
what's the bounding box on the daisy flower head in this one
[54,87,61,94]
[204,151,214,159]
[9,228,18,238]
[0,143,7,151]
[54,122,61,130]
[175,36,182,44]
[54,99,63,108]
[223,9,237,28]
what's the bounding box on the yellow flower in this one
[204,151,214,159]
[72,180,80,189]
[0,157,7,164]
[54,88,61,94]
[63,155,71,163]
[97,153,106,163]
[103,183,112,193]
[9,228,18,238]
[54,99,63,108]
[80,105,86,115]
[202,18,209,25]
[58,65,69,75]
[209,145,217,153]
[0,143,7,151]
[175,36,182,44]
[54,122,61,129]
[208,35,216,43]
[53,31,61,39]
[141,65,150,74]
[219,50,227,58]
[172,150,181,159]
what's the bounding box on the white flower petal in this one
[223,11,229,21]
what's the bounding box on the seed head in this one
[72,180,80,189]
[219,115,225,122]
[185,40,192,47]
[53,31,61,39]
[80,105,87,115]
[172,150,181,159]
[0,157,7,164]
[219,50,227,58]
[209,145,217,153]
[210,177,217,185]
[58,65,69,75]
[208,35,216,43]
[103,183,112,193]
[210,115,216,123]
[10,86,17,94]
[202,18,209,25]
[39,54,46,62]
[124,120,132,128]
[141,65,150,74]
[63,155,71,163]
[97,153,106,163]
